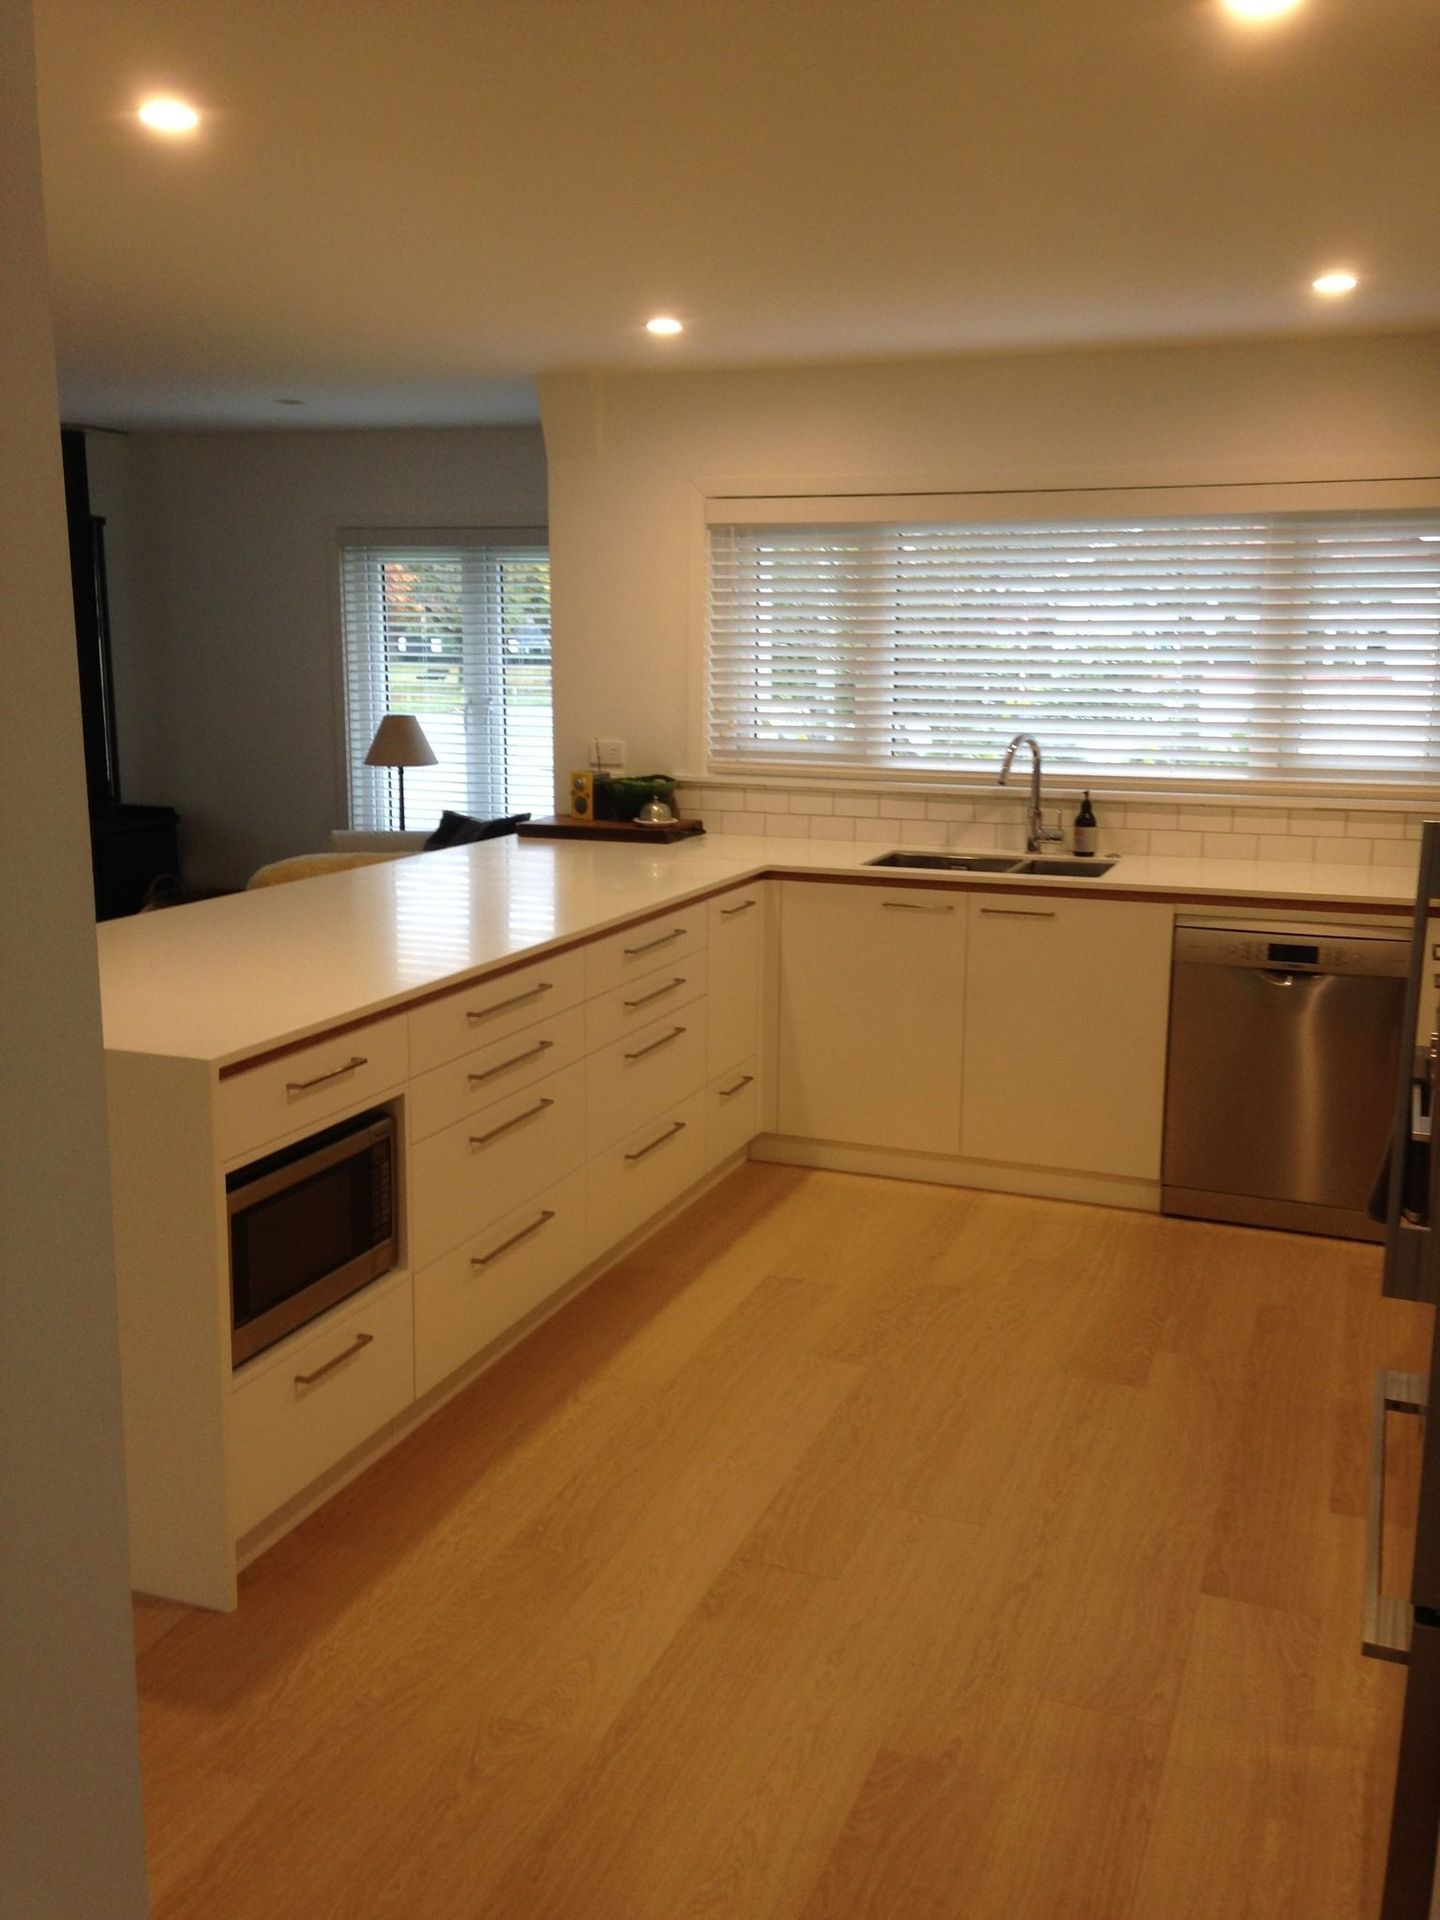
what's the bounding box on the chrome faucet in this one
[998,733,1065,853]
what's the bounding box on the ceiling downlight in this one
[137,97,200,134]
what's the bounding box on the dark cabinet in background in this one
[60,429,179,917]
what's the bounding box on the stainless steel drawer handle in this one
[718,1074,755,1098]
[466,981,553,1022]
[469,1096,555,1148]
[720,899,758,917]
[468,1038,554,1084]
[623,977,687,1011]
[882,901,955,914]
[286,1055,367,1093]
[980,907,1056,920]
[294,1331,373,1388]
[471,1209,557,1269]
[624,1026,687,1062]
[623,928,687,957]
[1362,1365,1428,1662]
[625,1119,687,1162]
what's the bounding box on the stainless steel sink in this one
[1012,857,1115,877]
[865,851,1025,872]
[865,850,1115,877]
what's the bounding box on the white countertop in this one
[96,833,1419,1068]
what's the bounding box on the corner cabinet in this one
[776,880,967,1153]
[959,896,1172,1179]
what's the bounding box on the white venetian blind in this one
[340,535,553,832]
[708,508,1440,786]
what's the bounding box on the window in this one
[341,534,552,830]
[708,501,1440,789]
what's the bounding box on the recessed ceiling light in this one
[1312,270,1359,295]
[645,316,684,337]
[1221,0,1302,18]
[137,97,200,134]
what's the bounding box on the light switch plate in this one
[593,737,625,769]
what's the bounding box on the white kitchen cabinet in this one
[777,881,966,1153]
[960,897,1172,1178]
[707,886,766,1077]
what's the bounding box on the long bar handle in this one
[980,907,1056,920]
[625,1120,686,1162]
[471,1209,556,1270]
[466,980,553,1023]
[623,976,687,1011]
[469,1096,555,1148]
[1362,1366,1428,1662]
[468,1038,553,1084]
[720,899,758,917]
[286,1055,367,1093]
[623,927,687,957]
[624,1026,687,1062]
[882,900,954,914]
[718,1074,755,1098]
[294,1331,373,1388]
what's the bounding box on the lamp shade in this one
[364,713,438,769]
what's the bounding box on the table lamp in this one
[364,714,437,831]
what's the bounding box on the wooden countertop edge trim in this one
[213,866,1411,1080]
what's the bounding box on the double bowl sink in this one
[866,851,1116,878]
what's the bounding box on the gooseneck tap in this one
[998,733,1065,854]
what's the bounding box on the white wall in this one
[0,4,150,1913]
[540,331,1440,796]
[130,425,548,888]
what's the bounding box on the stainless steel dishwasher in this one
[1163,917,1410,1240]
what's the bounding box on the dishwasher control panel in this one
[1173,921,1410,978]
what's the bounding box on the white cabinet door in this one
[777,881,966,1153]
[961,897,1172,1179]
[707,886,766,1076]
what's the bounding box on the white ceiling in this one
[33,0,1440,431]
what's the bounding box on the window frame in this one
[697,478,1440,802]
[336,527,553,832]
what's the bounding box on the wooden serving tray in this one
[516,815,706,844]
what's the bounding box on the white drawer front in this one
[230,1275,414,1537]
[408,1004,586,1144]
[409,1060,586,1270]
[583,909,707,997]
[586,1091,709,1261]
[407,947,586,1078]
[585,1005,709,1153]
[218,1014,408,1164]
[707,887,765,1077]
[584,950,709,1053]
[413,1169,587,1398]
[706,1058,760,1170]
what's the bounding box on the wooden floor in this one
[135,1165,1431,1919]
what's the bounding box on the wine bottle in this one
[1073,791,1098,857]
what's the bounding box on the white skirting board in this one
[749,1133,1161,1214]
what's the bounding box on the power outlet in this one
[592,737,626,770]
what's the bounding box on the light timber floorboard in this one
[135,1164,1425,1919]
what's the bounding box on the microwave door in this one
[1384,820,1440,1304]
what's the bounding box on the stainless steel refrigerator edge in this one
[1375,820,1440,1920]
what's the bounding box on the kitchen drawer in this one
[706,1056,760,1169]
[409,1059,586,1270]
[413,1169,587,1398]
[707,887,766,1077]
[408,1004,586,1144]
[407,947,586,1078]
[583,908,707,997]
[584,950,709,1053]
[229,1273,413,1536]
[585,1004,709,1153]
[586,1090,709,1261]
[217,1013,408,1164]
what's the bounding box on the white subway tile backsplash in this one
[1258,834,1313,863]
[808,816,856,842]
[744,790,772,813]
[926,797,974,822]
[1315,836,1372,864]
[766,812,807,837]
[898,819,946,847]
[1150,830,1204,856]
[788,791,834,816]
[1202,832,1259,860]
[1180,806,1229,829]
[1229,812,1273,835]
[1104,829,1151,854]
[1354,813,1405,838]
[879,795,927,821]
[960,824,999,849]
[834,793,880,818]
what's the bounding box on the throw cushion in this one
[423,809,531,850]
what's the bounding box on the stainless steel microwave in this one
[227,1108,397,1366]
